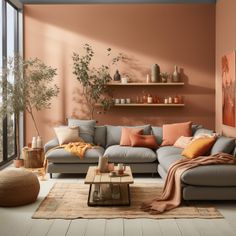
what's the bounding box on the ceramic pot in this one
[113,70,121,81]
[172,65,180,82]
[13,159,24,168]
[151,64,160,82]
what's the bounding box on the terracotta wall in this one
[216,0,236,137]
[24,4,215,143]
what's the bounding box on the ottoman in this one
[0,169,40,207]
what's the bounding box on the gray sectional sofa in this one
[45,119,236,200]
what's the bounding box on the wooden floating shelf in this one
[107,82,184,86]
[96,103,185,107]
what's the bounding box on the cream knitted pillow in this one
[54,126,84,145]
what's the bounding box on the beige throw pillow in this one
[54,126,83,145]
[174,136,193,149]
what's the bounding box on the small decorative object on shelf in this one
[121,77,128,84]
[142,94,147,103]
[164,97,168,104]
[115,98,120,104]
[151,64,160,82]
[146,74,151,83]
[98,156,108,173]
[147,94,153,103]
[160,72,169,83]
[168,96,173,104]
[172,65,180,82]
[113,70,121,81]
[120,98,126,104]
[174,95,180,104]
[126,98,131,104]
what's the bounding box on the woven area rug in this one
[33,183,223,219]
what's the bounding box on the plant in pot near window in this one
[72,44,124,119]
[0,56,59,168]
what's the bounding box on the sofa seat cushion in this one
[157,146,183,171]
[181,165,236,187]
[46,146,105,164]
[104,145,157,163]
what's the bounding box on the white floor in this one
[0,169,236,236]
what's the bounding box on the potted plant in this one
[0,56,59,167]
[72,44,124,119]
[160,72,169,83]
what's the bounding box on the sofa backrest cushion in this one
[106,125,151,147]
[94,126,106,147]
[67,118,96,143]
[193,128,214,137]
[192,124,203,135]
[211,136,235,155]
[151,127,163,145]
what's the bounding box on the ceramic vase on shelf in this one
[113,70,121,82]
[172,65,180,82]
[146,74,151,83]
[151,64,160,83]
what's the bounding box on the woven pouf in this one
[0,169,40,207]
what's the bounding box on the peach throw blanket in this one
[141,153,236,214]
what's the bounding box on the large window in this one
[0,0,22,165]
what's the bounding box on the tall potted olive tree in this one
[0,56,59,167]
[72,44,124,119]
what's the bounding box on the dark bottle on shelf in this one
[113,70,121,81]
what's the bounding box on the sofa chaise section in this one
[156,129,236,200]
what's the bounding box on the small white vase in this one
[32,137,37,149]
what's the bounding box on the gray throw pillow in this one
[193,128,214,137]
[94,126,106,147]
[151,126,163,145]
[192,124,203,135]
[211,136,235,155]
[67,118,96,143]
[106,125,151,147]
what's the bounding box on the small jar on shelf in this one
[168,96,173,104]
[147,94,153,104]
[164,97,168,104]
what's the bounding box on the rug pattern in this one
[33,183,223,219]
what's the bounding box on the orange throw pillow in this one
[129,133,158,149]
[161,121,192,146]
[182,137,216,159]
[120,127,143,146]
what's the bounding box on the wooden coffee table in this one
[84,166,134,206]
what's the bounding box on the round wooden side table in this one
[22,147,46,180]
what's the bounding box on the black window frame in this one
[1,0,22,166]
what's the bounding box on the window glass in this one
[0,0,3,162]
[7,3,16,158]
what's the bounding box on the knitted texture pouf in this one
[0,169,40,207]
